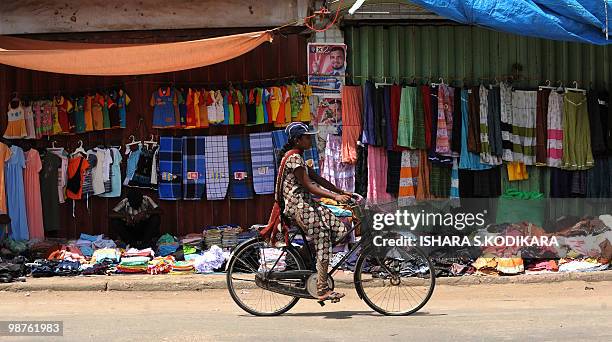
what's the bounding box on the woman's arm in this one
[308,168,349,195]
[295,167,350,202]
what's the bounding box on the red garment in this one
[259,149,301,246]
[232,90,241,124]
[55,96,71,133]
[340,86,363,164]
[390,85,402,151]
[65,156,89,200]
[421,86,432,149]
[185,88,196,127]
[265,88,273,123]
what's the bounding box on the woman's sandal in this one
[318,289,345,302]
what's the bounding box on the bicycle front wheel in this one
[226,238,305,316]
[354,245,435,316]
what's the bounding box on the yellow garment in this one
[84,96,94,131]
[283,86,292,124]
[269,86,281,121]
[296,84,312,122]
[507,162,529,181]
[51,105,62,134]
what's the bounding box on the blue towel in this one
[228,135,254,200]
[182,136,206,200]
[249,132,275,195]
[158,136,183,200]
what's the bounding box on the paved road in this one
[0,281,610,341]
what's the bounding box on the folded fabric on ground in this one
[123,248,155,258]
[92,248,121,264]
[194,245,228,273]
[171,260,195,274]
[558,258,609,272]
[157,233,180,257]
[148,256,175,275]
[117,256,150,273]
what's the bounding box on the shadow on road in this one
[240,311,447,319]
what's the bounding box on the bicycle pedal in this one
[330,298,340,303]
[317,301,326,307]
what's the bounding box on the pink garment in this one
[435,85,454,156]
[366,146,394,205]
[24,149,44,240]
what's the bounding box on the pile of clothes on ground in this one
[0,225,252,280]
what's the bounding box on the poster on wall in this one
[312,97,342,164]
[308,43,346,96]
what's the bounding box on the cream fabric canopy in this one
[0,31,273,76]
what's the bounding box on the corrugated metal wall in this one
[344,25,612,88]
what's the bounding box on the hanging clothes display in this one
[321,134,355,193]
[5,145,29,240]
[228,135,254,200]
[373,86,386,147]
[116,89,131,128]
[366,146,394,205]
[386,150,402,195]
[23,103,36,139]
[500,82,514,161]
[459,89,492,171]
[397,150,420,207]
[422,85,433,149]
[546,91,564,167]
[435,84,454,156]
[451,87,463,154]
[32,101,44,139]
[123,145,141,186]
[53,96,72,133]
[129,145,157,189]
[182,136,206,200]
[586,156,612,198]
[205,135,229,201]
[561,92,593,170]
[48,148,68,204]
[341,86,363,164]
[354,144,368,197]
[91,148,108,195]
[99,148,122,198]
[65,154,89,200]
[450,158,460,200]
[82,150,97,198]
[361,80,376,145]
[536,88,551,165]
[467,86,482,154]
[40,151,61,232]
[249,132,275,195]
[397,86,416,149]
[84,95,94,132]
[151,87,177,128]
[389,84,401,151]
[158,137,183,200]
[487,86,503,159]
[479,85,502,165]
[415,150,432,200]
[4,101,27,139]
[23,149,44,240]
[510,90,537,165]
[92,93,105,130]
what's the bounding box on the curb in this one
[1,271,611,292]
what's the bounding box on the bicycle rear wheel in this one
[354,245,435,316]
[226,238,305,316]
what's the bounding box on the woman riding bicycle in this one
[274,122,352,301]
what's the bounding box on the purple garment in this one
[361,80,376,145]
[384,86,393,150]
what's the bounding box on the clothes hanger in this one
[538,80,557,91]
[125,135,141,149]
[71,140,86,157]
[565,81,586,94]
[47,140,64,151]
[144,134,158,148]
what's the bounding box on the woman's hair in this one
[277,135,300,167]
[127,189,144,209]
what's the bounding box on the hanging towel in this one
[510,90,537,165]
[249,132,276,195]
[205,135,229,200]
[182,136,206,200]
[397,150,420,207]
[479,85,502,165]
[158,137,183,200]
[228,135,254,200]
[271,129,288,167]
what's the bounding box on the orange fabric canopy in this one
[0,31,273,76]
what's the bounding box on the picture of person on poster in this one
[308,43,347,95]
[310,46,346,76]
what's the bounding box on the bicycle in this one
[226,194,436,316]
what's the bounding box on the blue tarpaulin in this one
[408,0,611,45]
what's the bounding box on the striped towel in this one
[450,158,460,199]
[435,85,454,156]
[205,136,229,200]
[182,136,206,200]
[249,132,275,195]
[511,90,537,165]
[228,135,254,200]
[479,85,502,165]
[546,92,564,167]
[271,129,320,174]
[500,82,514,161]
[158,137,183,200]
[397,150,420,207]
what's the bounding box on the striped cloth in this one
[500,82,514,161]
[182,136,206,200]
[510,90,538,165]
[397,86,415,149]
[158,137,183,200]
[435,85,454,156]
[321,134,355,192]
[228,135,254,200]
[205,136,229,200]
[249,132,275,195]
[397,150,419,207]
[479,85,502,165]
[366,145,395,205]
[429,164,451,198]
[546,92,564,167]
[271,129,320,174]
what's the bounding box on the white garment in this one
[151,147,158,185]
[49,149,68,204]
[92,149,106,195]
[24,105,36,139]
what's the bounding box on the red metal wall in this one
[0,28,308,238]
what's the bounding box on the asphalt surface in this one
[0,281,610,341]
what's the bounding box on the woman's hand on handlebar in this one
[334,193,351,203]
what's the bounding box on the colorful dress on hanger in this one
[24,104,36,139]
[151,88,176,127]
[116,89,131,128]
[24,149,44,240]
[4,102,28,139]
[41,100,54,136]
[73,97,86,133]
[6,146,29,240]
[84,95,94,131]
[92,93,105,130]
[54,96,73,134]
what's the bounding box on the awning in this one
[0,31,273,76]
[408,0,611,45]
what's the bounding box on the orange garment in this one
[65,156,89,200]
[275,86,288,127]
[341,86,363,164]
[92,93,104,130]
[0,143,11,214]
[193,89,201,127]
[24,149,44,240]
[415,150,432,200]
[84,95,94,131]
[0,31,274,76]
[507,162,529,181]
[198,90,209,128]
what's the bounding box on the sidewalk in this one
[1,270,611,292]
